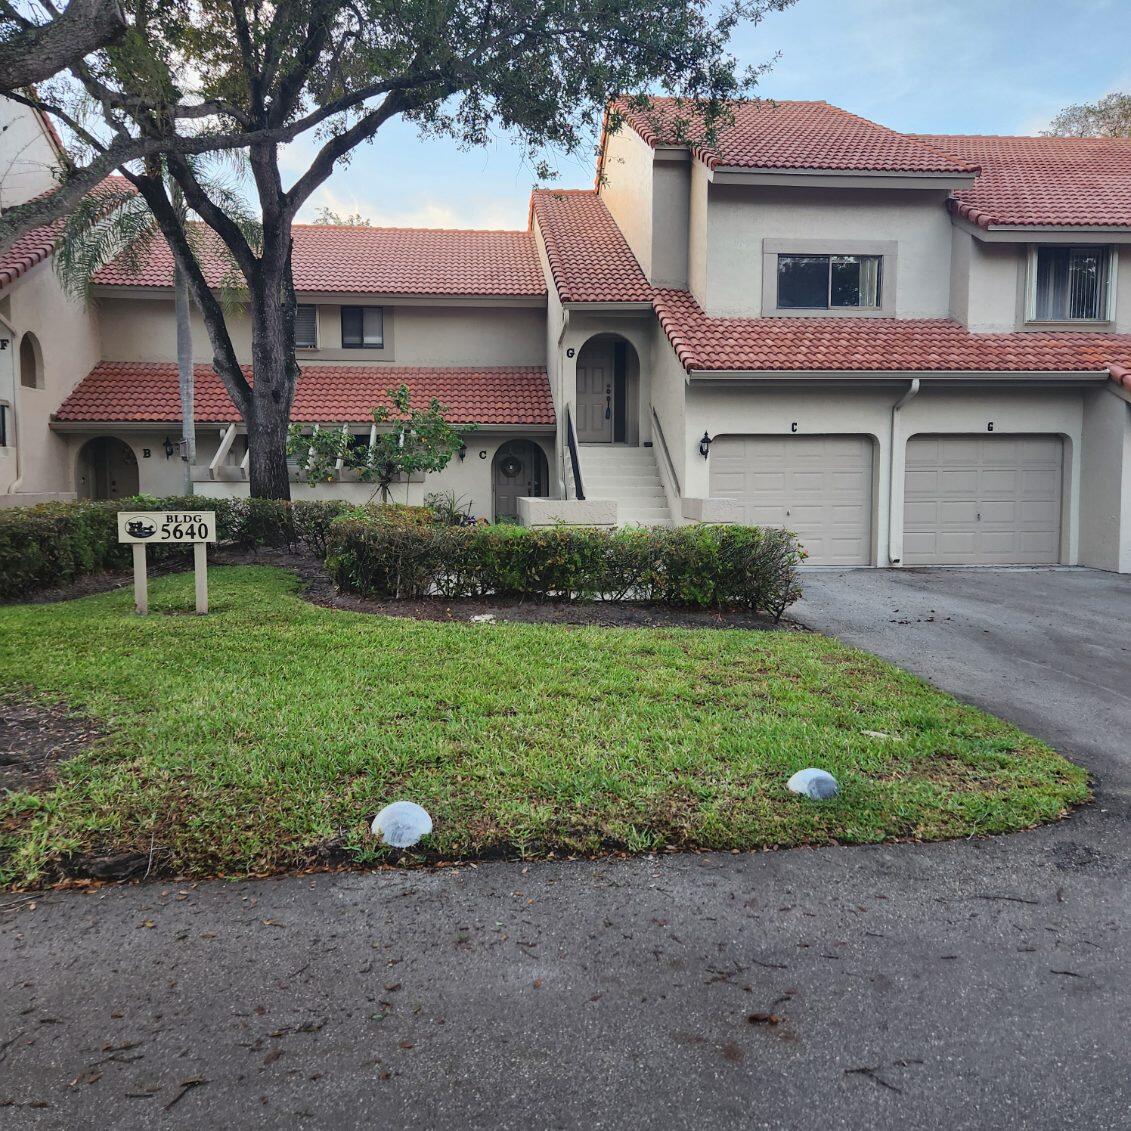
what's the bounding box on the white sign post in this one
[116,511,218,615]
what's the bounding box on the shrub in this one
[0,496,353,600]
[0,501,131,600]
[326,518,802,617]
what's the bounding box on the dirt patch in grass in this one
[0,698,102,793]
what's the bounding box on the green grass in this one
[0,566,1088,887]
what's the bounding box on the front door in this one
[79,437,139,500]
[493,440,549,522]
[576,343,613,442]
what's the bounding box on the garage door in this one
[710,435,874,565]
[903,435,1063,566]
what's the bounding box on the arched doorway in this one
[76,436,139,500]
[574,334,640,444]
[492,439,549,522]
[19,332,43,389]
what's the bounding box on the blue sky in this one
[292,0,1131,230]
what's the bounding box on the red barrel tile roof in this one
[0,176,134,288]
[915,134,1131,229]
[614,98,976,174]
[652,288,1131,374]
[530,189,652,303]
[92,223,547,297]
[54,362,555,425]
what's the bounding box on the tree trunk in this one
[246,220,299,500]
[173,257,195,495]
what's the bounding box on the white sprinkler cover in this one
[787,768,839,800]
[372,801,433,848]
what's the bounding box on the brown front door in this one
[575,343,613,442]
[493,440,548,522]
[78,437,139,500]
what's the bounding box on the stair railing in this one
[566,405,586,500]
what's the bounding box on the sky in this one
[293,0,1131,230]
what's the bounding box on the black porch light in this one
[698,432,713,459]
[163,435,176,459]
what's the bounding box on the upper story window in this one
[777,254,882,310]
[1030,246,1114,323]
[341,305,384,348]
[19,332,43,388]
[295,305,318,349]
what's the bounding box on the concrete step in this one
[577,444,672,528]
[585,483,668,500]
[617,509,673,527]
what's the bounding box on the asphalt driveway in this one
[1,568,1129,1129]
[795,566,1131,806]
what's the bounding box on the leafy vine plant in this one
[286,384,472,504]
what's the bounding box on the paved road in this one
[2,568,1129,1129]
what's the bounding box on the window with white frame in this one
[295,304,319,348]
[777,254,882,310]
[341,305,384,348]
[1030,246,1114,322]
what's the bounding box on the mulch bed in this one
[214,547,793,631]
[2,545,793,631]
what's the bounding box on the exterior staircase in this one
[578,444,672,527]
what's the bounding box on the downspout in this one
[0,319,25,498]
[887,378,920,566]
[555,307,571,497]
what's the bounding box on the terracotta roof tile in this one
[54,362,555,426]
[529,189,652,303]
[914,134,1131,229]
[652,288,1131,374]
[93,223,547,297]
[615,98,976,175]
[0,175,134,288]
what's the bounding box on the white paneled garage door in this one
[903,435,1064,566]
[710,435,874,565]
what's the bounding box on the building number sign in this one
[117,511,217,615]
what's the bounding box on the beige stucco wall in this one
[952,232,1023,332]
[673,362,1087,567]
[650,154,691,289]
[598,126,655,280]
[688,160,711,311]
[1079,386,1131,572]
[191,431,553,521]
[0,99,60,208]
[95,296,545,367]
[0,261,101,503]
[699,184,955,319]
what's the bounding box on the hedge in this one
[326,518,802,617]
[0,496,352,600]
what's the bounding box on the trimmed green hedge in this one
[0,496,351,600]
[326,518,802,617]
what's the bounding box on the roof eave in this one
[707,166,977,191]
[955,213,1131,244]
[51,418,556,432]
[686,368,1112,384]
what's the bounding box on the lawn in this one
[0,566,1088,887]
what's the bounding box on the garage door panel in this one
[903,435,1063,566]
[710,435,873,566]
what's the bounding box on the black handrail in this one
[565,405,585,500]
[650,407,680,496]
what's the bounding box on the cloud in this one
[297,186,527,230]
